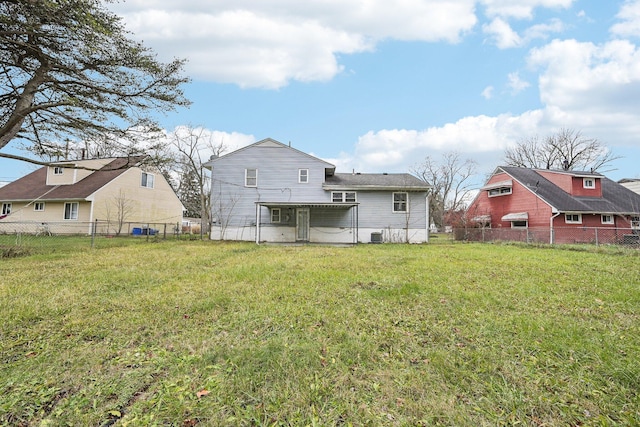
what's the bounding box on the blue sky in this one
[2,0,640,187]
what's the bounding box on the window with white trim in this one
[1,203,11,215]
[511,220,528,228]
[141,172,154,188]
[601,214,614,225]
[34,202,45,212]
[332,191,356,203]
[393,192,408,212]
[299,169,309,183]
[488,186,512,197]
[54,166,64,175]
[245,168,257,187]
[583,178,595,189]
[632,216,640,229]
[271,208,281,223]
[565,213,582,224]
[64,202,78,220]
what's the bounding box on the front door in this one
[296,208,310,241]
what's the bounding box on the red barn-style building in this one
[467,166,640,244]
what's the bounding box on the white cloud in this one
[483,17,522,48]
[611,0,640,38]
[480,0,575,19]
[507,72,530,94]
[481,86,494,99]
[110,1,477,89]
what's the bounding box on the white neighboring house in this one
[619,178,640,195]
[204,138,431,244]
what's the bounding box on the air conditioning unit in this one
[371,232,383,243]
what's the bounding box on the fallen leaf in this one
[196,389,210,398]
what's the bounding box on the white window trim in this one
[141,172,155,189]
[601,214,614,225]
[565,213,582,224]
[1,203,11,215]
[34,202,45,212]
[64,202,79,220]
[245,168,257,187]
[511,220,528,229]
[271,208,281,223]
[299,169,309,183]
[392,192,408,213]
[583,178,595,189]
[331,191,357,203]
[488,187,512,197]
[53,166,64,175]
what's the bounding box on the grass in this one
[0,240,638,426]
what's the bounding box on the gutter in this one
[550,211,560,244]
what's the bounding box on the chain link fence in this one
[0,220,206,257]
[453,226,640,247]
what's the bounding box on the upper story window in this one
[299,169,309,183]
[565,213,582,224]
[583,178,595,189]
[34,202,45,212]
[245,168,257,187]
[64,202,78,220]
[141,172,154,188]
[54,166,64,175]
[1,203,11,215]
[393,192,408,213]
[332,192,356,203]
[488,186,512,197]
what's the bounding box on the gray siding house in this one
[204,138,431,244]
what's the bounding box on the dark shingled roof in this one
[499,166,640,214]
[324,173,430,190]
[0,157,143,202]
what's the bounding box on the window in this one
[488,187,512,197]
[34,202,45,212]
[271,208,281,223]
[601,214,614,225]
[632,216,640,229]
[54,166,64,175]
[511,220,528,228]
[393,192,408,212]
[245,168,257,187]
[331,191,357,202]
[583,178,595,189]
[64,202,78,220]
[299,169,309,183]
[565,213,582,224]
[141,172,155,188]
[1,203,11,215]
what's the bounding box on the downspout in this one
[255,203,260,244]
[550,211,560,244]
[425,193,430,243]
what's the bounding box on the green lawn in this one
[1,241,638,426]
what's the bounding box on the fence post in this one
[595,227,599,247]
[163,223,167,240]
[91,219,97,248]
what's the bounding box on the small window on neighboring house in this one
[488,187,512,197]
[393,192,408,212]
[601,215,614,225]
[299,169,309,183]
[271,208,281,223]
[245,168,257,187]
[583,178,595,189]
[345,192,356,203]
[54,166,63,175]
[565,214,582,224]
[632,216,640,229]
[511,220,528,228]
[141,172,154,188]
[34,202,45,212]
[1,203,11,215]
[64,202,78,220]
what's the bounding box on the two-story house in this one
[0,156,183,234]
[204,138,431,244]
[467,166,640,244]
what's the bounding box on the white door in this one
[296,208,310,241]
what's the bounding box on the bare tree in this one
[169,126,227,235]
[504,128,620,171]
[104,190,135,236]
[412,152,477,230]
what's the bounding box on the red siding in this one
[536,170,602,197]
[468,172,553,228]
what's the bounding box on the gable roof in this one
[324,173,430,191]
[0,157,143,202]
[204,138,336,170]
[498,166,640,214]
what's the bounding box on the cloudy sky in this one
[2,0,640,186]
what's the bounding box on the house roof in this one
[0,157,143,202]
[498,166,640,215]
[324,173,430,191]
